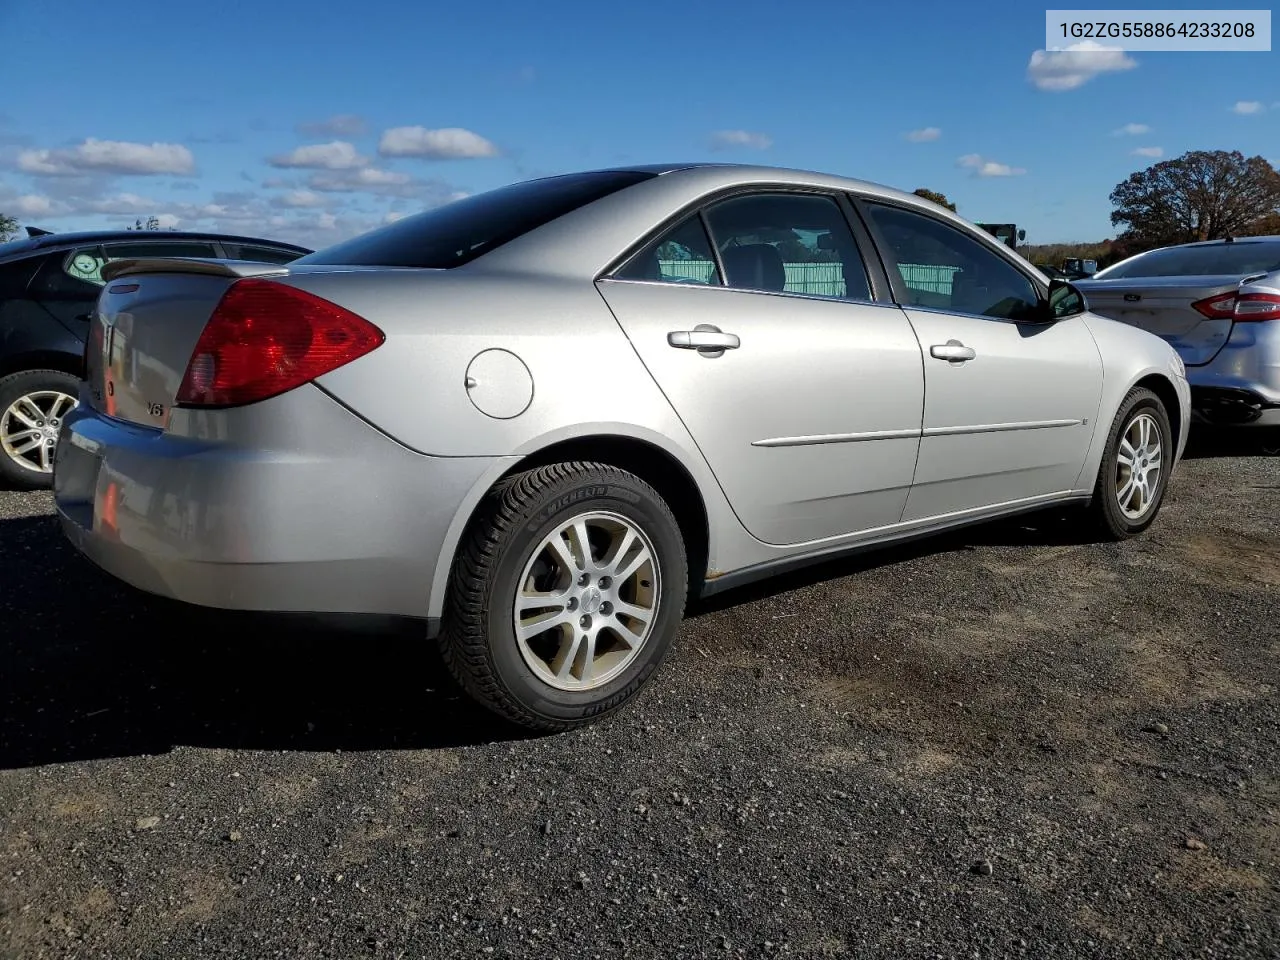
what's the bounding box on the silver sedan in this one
[1077,236,1280,428]
[54,164,1191,730]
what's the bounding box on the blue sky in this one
[1,0,1276,248]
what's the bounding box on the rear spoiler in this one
[101,257,291,283]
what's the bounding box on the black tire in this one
[0,369,80,490]
[439,461,689,732]
[1089,386,1173,540]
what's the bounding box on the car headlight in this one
[1169,352,1186,377]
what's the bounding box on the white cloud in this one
[307,166,418,196]
[1131,146,1163,158]
[708,129,773,151]
[269,140,369,170]
[297,114,368,138]
[17,138,195,176]
[378,126,500,159]
[383,210,407,224]
[12,194,55,216]
[1231,100,1265,115]
[81,192,160,215]
[275,189,326,208]
[957,153,1026,177]
[1027,41,1137,91]
[905,127,941,143]
[1112,122,1150,136]
[152,213,181,229]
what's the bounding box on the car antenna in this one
[1223,234,1234,243]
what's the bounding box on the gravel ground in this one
[1,434,1278,959]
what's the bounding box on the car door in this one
[27,246,108,338]
[596,190,925,547]
[856,198,1104,522]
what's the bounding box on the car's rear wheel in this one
[1089,386,1172,539]
[439,461,688,731]
[0,370,80,490]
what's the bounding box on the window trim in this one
[598,183,894,305]
[849,193,1051,324]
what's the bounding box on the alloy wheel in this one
[0,390,76,474]
[1115,411,1163,520]
[512,510,661,691]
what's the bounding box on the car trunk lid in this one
[88,258,290,428]
[1076,274,1242,365]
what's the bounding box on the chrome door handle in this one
[668,328,740,351]
[930,340,976,362]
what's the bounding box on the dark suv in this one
[0,229,311,487]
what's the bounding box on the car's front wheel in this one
[439,461,689,731]
[1089,386,1173,539]
[0,369,80,490]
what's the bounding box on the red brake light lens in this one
[1191,292,1238,320]
[176,279,384,408]
[1232,292,1280,322]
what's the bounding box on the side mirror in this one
[1043,277,1087,321]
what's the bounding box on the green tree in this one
[1110,150,1280,246]
[0,212,18,242]
[912,188,957,212]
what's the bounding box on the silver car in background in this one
[1076,236,1280,427]
[53,164,1191,731]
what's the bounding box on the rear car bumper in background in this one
[1187,319,1280,426]
[53,384,507,619]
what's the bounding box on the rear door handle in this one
[667,327,740,351]
[930,340,976,362]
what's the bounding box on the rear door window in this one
[28,247,107,299]
[702,193,873,301]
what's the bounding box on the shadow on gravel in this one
[1182,426,1280,460]
[0,504,1123,770]
[0,515,532,770]
[688,507,1103,616]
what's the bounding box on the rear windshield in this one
[296,170,657,269]
[1096,240,1280,279]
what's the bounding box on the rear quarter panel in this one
[301,268,753,595]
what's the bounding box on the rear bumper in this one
[53,385,506,618]
[1187,320,1280,426]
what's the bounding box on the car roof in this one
[596,161,918,202]
[469,162,1006,279]
[0,229,312,260]
[1151,235,1280,252]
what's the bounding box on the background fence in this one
[658,260,961,298]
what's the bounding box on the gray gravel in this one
[2,433,1278,959]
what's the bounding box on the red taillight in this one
[1232,292,1280,322]
[175,279,385,408]
[1191,292,1237,320]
